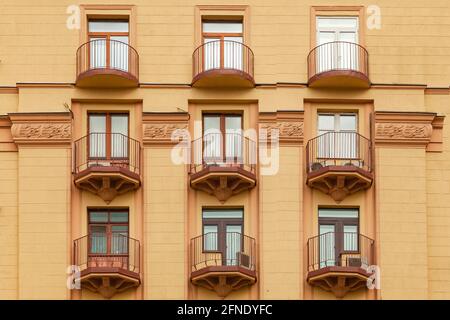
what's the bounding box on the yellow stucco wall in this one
[0,0,449,300]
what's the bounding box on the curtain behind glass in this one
[89,114,106,158]
[111,115,128,158]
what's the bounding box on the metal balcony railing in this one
[307,232,374,272]
[306,131,372,173]
[73,233,140,273]
[190,132,257,175]
[191,232,256,272]
[76,39,139,80]
[193,40,254,80]
[308,41,369,80]
[73,133,141,175]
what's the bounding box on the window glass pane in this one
[203,209,243,219]
[203,38,221,70]
[344,225,358,251]
[226,225,242,266]
[203,225,218,251]
[89,211,108,222]
[111,226,128,254]
[319,208,359,218]
[317,17,358,29]
[203,21,242,33]
[88,20,129,33]
[223,36,243,70]
[89,114,106,133]
[110,211,128,222]
[225,116,242,160]
[318,114,335,132]
[340,114,357,131]
[111,114,129,158]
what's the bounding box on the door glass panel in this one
[317,114,335,159]
[203,225,218,251]
[203,38,220,71]
[89,114,106,158]
[343,225,358,251]
[317,32,336,73]
[203,116,221,161]
[110,36,129,71]
[319,224,335,268]
[224,36,243,70]
[225,116,242,160]
[90,226,107,254]
[203,209,244,219]
[317,17,358,29]
[203,22,243,33]
[111,225,128,254]
[339,114,357,159]
[226,225,242,266]
[111,114,129,158]
[89,37,106,69]
[339,32,358,70]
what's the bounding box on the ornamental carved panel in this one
[143,123,188,144]
[260,121,304,143]
[375,123,432,140]
[11,123,71,143]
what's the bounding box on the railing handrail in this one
[307,231,374,244]
[76,38,139,60]
[74,232,140,245]
[192,40,255,58]
[191,131,256,145]
[74,132,141,145]
[307,41,369,60]
[306,131,371,147]
[190,231,256,243]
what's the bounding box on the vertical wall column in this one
[259,111,304,299]
[142,113,189,299]
[10,113,72,299]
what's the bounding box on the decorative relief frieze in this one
[375,123,432,140]
[261,121,304,141]
[143,123,188,140]
[12,123,71,141]
[259,111,304,144]
[374,112,444,151]
[142,113,189,145]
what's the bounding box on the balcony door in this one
[317,113,358,161]
[88,113,129,161]
[202,209,243,266]
[203,114,242,165]
[316,17,359,72]
[88,20,129,71]
[202,21,243,71]
[88,209,129,262]
[318,208,359,268]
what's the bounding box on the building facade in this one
[0,0,449,300]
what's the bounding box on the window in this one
[88,209,129,255]
[318,208,359,267]
[88,112,129,160]
[88,19,129,71]
[202,208,243,266]
[202,20,243,71]
[203,113,242,164]
[317,113,358,160]
[316,17,359,72]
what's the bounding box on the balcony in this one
[192,40,254,88]
[307,41,370,88]
[306,132,373,202]
[189,133,257,202]
[190,232,256,297]
[76,39,139,88]
[307,232,375,298]
[73,233,140,299]
[73,133,141,203]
